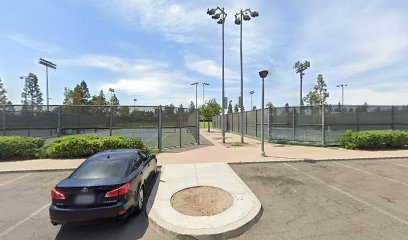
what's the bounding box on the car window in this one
[132,154,143,170]
[71,158,130,179]
[138,151,149,161]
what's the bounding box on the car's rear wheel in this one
[136,185,144,213]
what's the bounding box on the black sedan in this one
[49,149,157,225]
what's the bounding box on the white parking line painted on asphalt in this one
[379,160,408,168]
[283,163,408,227]
[333,162,408,187]
[0,173,32,187]
[0,203,49,239]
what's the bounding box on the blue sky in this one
[1,0,408,108]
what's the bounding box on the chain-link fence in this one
[0,104,199,151]
[213,105,408,146]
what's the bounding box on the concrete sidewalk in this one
[1,129,407,173]
[146,163,262,239]
[158,129,408,165]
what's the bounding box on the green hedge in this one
[43,136,150,158]
[0,135,150,160]
[0,136,45,160]
[339,130,408,150]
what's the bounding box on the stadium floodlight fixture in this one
[207,6,227,143]
[293,60,311,105]
[234,8,259,144]
[336,84,348,105]
[38,58,57,111]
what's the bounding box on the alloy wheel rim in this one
[138,188,143,208]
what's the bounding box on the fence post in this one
[292,107,296,142]
[255,110,258,137]
[356,108,360,131]
[158,105,162,152]
[179,110,182,148]
[57,106,61,138]
[231,113,233,132]
[2,104,6,136]
[268,108,272,141]
[109,105,113,136]
[391,106,395,130]
[321,104,325,146]
[197,109,200,145]
[245,111,248,134]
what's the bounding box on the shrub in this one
[43,135,150,158]
[339,130,408,150]
[0,136,45,160]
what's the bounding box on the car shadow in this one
[55,172,161,240]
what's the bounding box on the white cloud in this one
[7,34,59,53]
[185,58,239,83]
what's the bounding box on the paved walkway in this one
[146,163,262,239]
[1,129,407,172]
[158,129,408,164]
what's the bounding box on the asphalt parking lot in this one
[0,171,164,240]
[231,159,408,240]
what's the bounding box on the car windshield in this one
[71,155,130,179]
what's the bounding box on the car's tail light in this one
[51,188,65,200]
[105,183,130,197]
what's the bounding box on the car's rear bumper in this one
[49,202,127,224]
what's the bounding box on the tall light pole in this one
[20,76,28,105]
[202,82,210,105]
[336,84,348,105]
[293,61,310,106]
[235,8,259,143]
[108,88,115,104]
[38,58,56,111]
[249,91,254,110]
[259,70,268,157]
[207,6,227,143]
[133,98,137,106]
[191,82,199,144]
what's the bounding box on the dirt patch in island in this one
[170,186,234,216]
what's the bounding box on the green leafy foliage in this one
[0,137,45,160]
[43,136,150,158]
[339,130,408,150]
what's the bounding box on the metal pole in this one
[292,106,296,142]
[250,94,253,110]
[46,66,49,111]
[158,105,162,152]
[57,106,61,137]
[202,83,205,106]
[341,85,344,106]
[391,106,395,130]
[321,104,325,146]
[2,104,6,136]
[179,109,182,148]
[300,72,303,106]
[109,105,113,136]
[261,77,265,157]
[240,11,244,144]
[221,11,226,143]
[195,83,200,145]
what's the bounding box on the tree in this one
[284,103,290,114]
[266,102,277,115]
[199,98,222,132]
[22,73,43,112]
[177,104,185,114]
[227,101,233,113]
[63,80,91,105]
[234,103,239,113]
[189,101,195,110]
[110,93,119,105]
[0,77,10,104]
[163,103,175,117]
[303,74,329,105]
[90,90,108,105]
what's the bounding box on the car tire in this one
[135,185,144,213]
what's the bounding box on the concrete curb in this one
[228,156,408,166]
[146,164,263,240]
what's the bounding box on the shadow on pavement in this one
[55,173,160,240]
